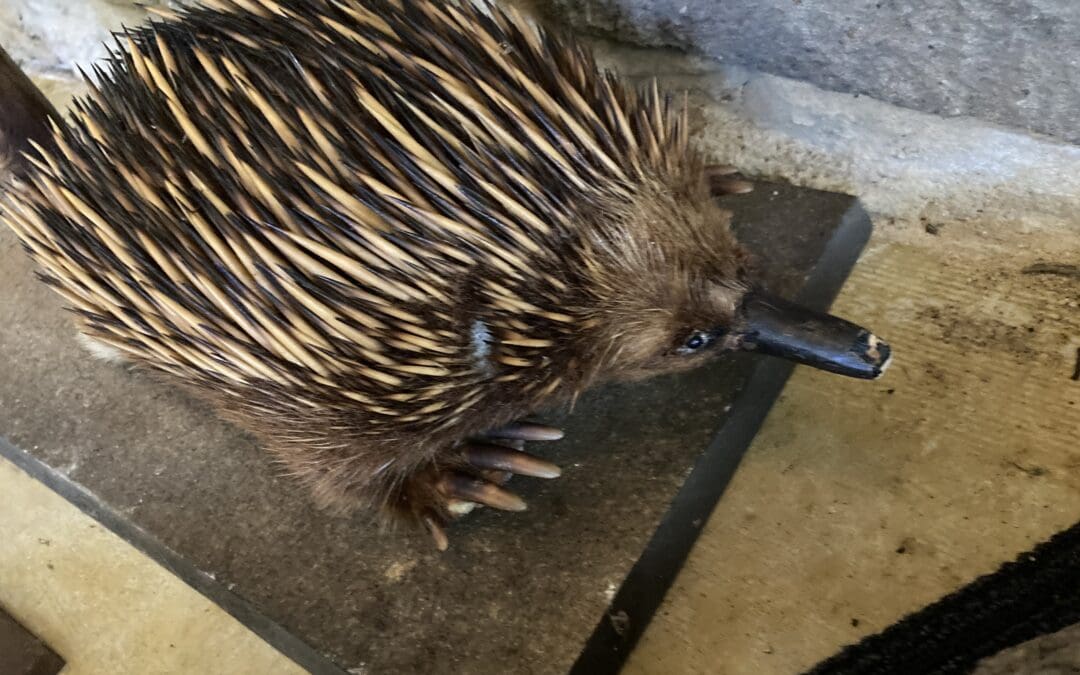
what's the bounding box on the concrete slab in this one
[975,623,1080,674]
[0,180,871,673]
[0,609,63,675]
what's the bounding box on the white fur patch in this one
[77,332,126,364]
[470,319,493,373]
[447,500,478,516]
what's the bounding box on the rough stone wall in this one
[6,0,1079,145]
[0,1,158,72]
[533,0,1080,145]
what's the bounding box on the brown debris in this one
[1021,262,1080,278]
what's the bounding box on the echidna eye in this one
[681,332,709,353]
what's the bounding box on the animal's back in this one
[2,0,690,431]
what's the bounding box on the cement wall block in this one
[0,0,160,74]
[534,0,1080,145]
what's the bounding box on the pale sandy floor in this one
[627,225,1080,674]
[0,456,304,675]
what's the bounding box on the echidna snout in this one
[0,0,889,551]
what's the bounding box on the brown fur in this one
[1,0,751,528]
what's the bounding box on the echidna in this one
[0,0,890,550]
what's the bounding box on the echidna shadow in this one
[0,0,890,550]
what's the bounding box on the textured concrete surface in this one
[0,456,306,675]
[0,0,151,74]
[974,623,1080,675]
[533,0,1080,144]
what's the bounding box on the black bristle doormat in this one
[808,519,1080,674]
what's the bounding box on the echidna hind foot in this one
[401,422,564,551]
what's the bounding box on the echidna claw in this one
[464,443,561,479]
[422,512,449,552]
[705,164,755,197]
[438,472,527,512]
[710,177,755,196]
[706,163,739,176]
[487,422,564,442]
[421,421,563,551]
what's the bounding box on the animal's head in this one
[571,178,891,385]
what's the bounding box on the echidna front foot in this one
[408,422,563,551]
[706,163,755,197]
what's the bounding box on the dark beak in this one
[732,292,891,380]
